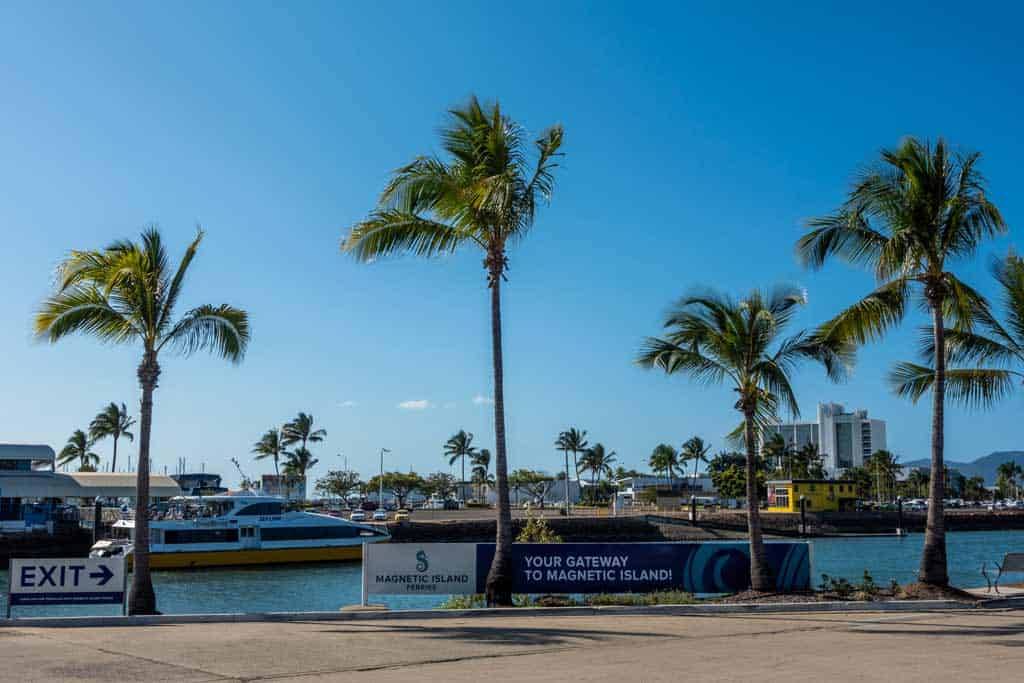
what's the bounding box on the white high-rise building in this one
[764,402,887,477]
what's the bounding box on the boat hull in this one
[135,544,370,569]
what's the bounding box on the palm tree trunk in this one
[129,351,159,615]
[112,435,119,473]
[484,266,513,607]
[743,408,771,592]
[919,302,949,586]
[564,451,570,515]
[462,456,466,502]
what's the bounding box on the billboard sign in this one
[363,541,810,597]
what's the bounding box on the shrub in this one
[440,594,486,609]
[585,590,694,606]
[517,514,563,543]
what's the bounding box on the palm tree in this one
[648,444,680,492]
[444,430,477,502]
[282,413,326,452]
[471,448,492,501]
[761,433,790,476]
[89,402,135,472]
[864,450,903,502]
[637,285,849,591]
[58,430,100,471]
[343,96,564,606]
[580,443,617,488]
[907,468,930,498]
[681,436,712,498]
[252,428,285,477]
[995,461,1022,499]
[797,138,1006,586]
[556,427,589,487]
[35,227,249,614]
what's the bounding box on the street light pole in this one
[379,448,390,507]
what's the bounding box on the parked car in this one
[372,509,388,522]
[349,510,367,521]
[394,509,410,522]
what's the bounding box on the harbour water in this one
[3,530,1022,618]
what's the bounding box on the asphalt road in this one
[2,608,1022,681]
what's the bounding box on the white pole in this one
[360,542,369,607]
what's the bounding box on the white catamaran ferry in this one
[90,494,390,569]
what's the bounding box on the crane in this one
[231,457,258,492]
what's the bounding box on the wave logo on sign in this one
[416,550,429,573]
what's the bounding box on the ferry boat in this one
[89,494,389,569]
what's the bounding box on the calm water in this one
[3,530,1022,618]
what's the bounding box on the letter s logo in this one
[416,550,429,573]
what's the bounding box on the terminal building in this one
[0,443,182,533]
[764,402,887,477]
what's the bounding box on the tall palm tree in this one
[58,430,100,471]
[343,96,564,606]
[681,436,712,498]
[556,427,589,487]
[252,428,285,477]
[580,443,617,488]
[471,448,492,501]
[648,444,680,491]
[89,402,136,472]
[798,138,1006,586]
[444,430,477,502]
[282,413,326,451]
[637,285,849,591]
[35,227,249,614]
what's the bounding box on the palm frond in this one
[992,250,1024,344]
[158,229,204,334]
[635,337,732,386]
[815,278,909,346]
[35,286,138,344]
[342,210,476,261]
[889,362,1018,409]
[159,304,249,362]
[796,209,888,271]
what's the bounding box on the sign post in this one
[360,542,369,607]
[6,557,127,619]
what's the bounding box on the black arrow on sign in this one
[89,565,114,586]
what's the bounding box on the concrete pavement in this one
[2,608,1022,681]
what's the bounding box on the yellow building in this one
[766,479,857,513]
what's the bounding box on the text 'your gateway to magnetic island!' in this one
[523,554,673,582]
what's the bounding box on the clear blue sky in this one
[1,1,1021,485]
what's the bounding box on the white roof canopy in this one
[0,472,181,499]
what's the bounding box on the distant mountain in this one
[901,451,1024,485]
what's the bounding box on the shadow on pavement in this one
[315,622,676,647]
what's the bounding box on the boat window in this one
[164,528,240,544]
[236,502,284,516]
[261,525,360,541]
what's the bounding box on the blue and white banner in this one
[365,541,810,595]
